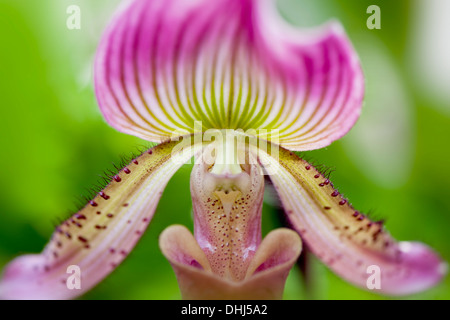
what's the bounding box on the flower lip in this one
[159,225,302,300]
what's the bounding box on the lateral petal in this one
[258,146,446,295]
[0,138,201,299]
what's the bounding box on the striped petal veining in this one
[95,0,363,150]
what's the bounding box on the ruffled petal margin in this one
[95,0,363,150]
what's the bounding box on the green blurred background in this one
[0,0,449,299]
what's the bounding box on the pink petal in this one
[0,140,201,299]
[95,0,363,150]
[258,146,446,295]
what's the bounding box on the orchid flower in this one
[0,0,446,300]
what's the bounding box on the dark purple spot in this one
[99,192,110,200]
[107,213,114,218]
[124,168,131,174]
[339,200,347,206]
[314,174,320,179]
[75,214,86,220]
[324,206,331,210]
[89,200,98,207]
[305,165,311,170]
[96,211,101,215]
[78,236,88,243]
[123,203,129,207]
[113,175,122,182]
[133,159,139,165]
[189,260,202,269]
[372,229,382,241]
[331,190,339,197]
[319,183,325,187]
[148,150,153,155]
